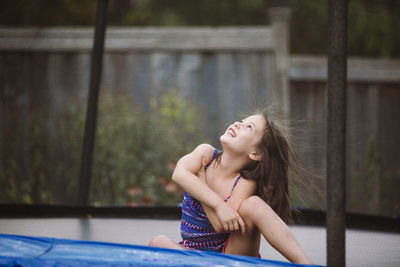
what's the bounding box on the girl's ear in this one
[249,151,262,161]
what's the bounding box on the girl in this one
[149,112,314,265]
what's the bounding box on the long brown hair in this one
[243,111,295,223]
[217,111,300,223]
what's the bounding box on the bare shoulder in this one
[229,176,257,199]
[175,143,216,173]
[194,143,215,153]
[237,176,257,192]
[227,176,257,210]
[192,143,216,162]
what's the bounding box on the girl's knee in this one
[149,235,170,247]
[239,195,274,220]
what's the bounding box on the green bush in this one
[350,134,395,216]
[56,88,207,206]
[1,88,207,206]
[0,112,51,204]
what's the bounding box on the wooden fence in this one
[290,56,400,215]
[1,9,399,215]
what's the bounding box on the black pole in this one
[327,0,347,266]
[78,0,108,206]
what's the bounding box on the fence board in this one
[0,27,274,52]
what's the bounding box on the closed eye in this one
[241,120,253,130]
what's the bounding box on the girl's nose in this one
[234,121,241,128]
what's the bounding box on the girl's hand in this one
[215,201,246,234]
[197,157,246,234]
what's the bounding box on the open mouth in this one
[228,127,236,137]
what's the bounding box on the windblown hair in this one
[216,110,300,224]
[243,111,294,223]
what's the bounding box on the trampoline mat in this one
[0,233,319,266]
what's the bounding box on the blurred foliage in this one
[0,155,18,203]
[350,135,395,216]
[59,88,207,206]
[0,89,207,206]
[0,0,399,58]
[0,112,52,204]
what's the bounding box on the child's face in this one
[220,114,266,156]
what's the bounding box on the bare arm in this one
[198,166,257,233]
[172,144,245,233]
[172,144,222,209]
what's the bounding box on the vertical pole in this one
[78,0,108,206]
[327,0,347,266]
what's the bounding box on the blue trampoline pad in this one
[0,234,322,266]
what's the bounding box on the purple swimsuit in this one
[179,149,241,252]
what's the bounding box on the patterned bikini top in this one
[179,149,242,252]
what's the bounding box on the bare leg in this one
[226,196,313,264]
[224,213,261,257]
[148,235,186,250]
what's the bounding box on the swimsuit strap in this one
[205,149,219,170]
[223,174,242,202]
[204,148,242,202]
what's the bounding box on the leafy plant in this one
[1,88,207,206]
[0,112,51,204]
[350,134,394,215]
[56,88,207,206]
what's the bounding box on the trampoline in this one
[0,233,319,267]
[1,213,399,266]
